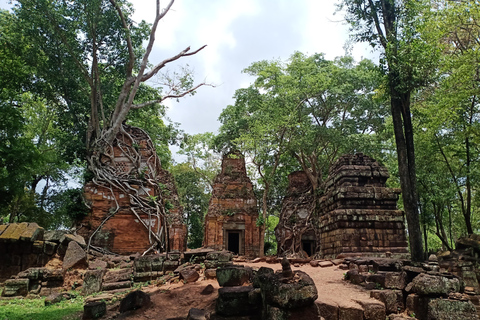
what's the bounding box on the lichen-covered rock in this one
[259,270,318,309]
[428,298,477,320]
[83,270,105,295]
[217,265,253,287]
[409,273,460,296]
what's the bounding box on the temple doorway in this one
[226,230,241,254]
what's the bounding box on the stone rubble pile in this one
[345,256,479,320]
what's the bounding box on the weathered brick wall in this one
[318,153,408,258]
[203,151,260,257]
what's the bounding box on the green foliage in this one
[0,295,85,320]
[171,162,212,249]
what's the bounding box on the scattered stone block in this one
[370,289,404,314]
[315,299,339,320]
[201,284,215,295]
[83,270,105,295]
[319,261,334,268]
[83,301,106,320]
[217,265,253,287]
[102,280,131,291]
[180,269,199,283]
[216,286,258,317]
[356,299,386,320]
[260,271,318,309]
[88,259,107,270]
[2,278,29,297]
[409,273,460,296]
[204,268,216,279]
[310,260,319,267]
[339,305,364,320]
[187,308,208,320]
[62,241,87,271]
[384,272,406,290]
[44,292,64,306]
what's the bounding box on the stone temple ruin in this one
[275,171,317,257]
[77,124,186,255]
[203,151,261,257]
[276,153,408,258]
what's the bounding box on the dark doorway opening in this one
[227,231,240,254]
[302,240,315,257]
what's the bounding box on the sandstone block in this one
[180,269,199,283]
[204,268,217,279]
[102,281,131,291]
[2,278,29,297]
[217,265,253,287]
[384,272,406,290]
[63,241,87,271]
[83,269,105,295]
[83,301,106,320]
[315,299,339,320]
[370,289,404,314]
[356,299,386,320]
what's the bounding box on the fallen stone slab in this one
[63,241,87,271]
[102,280,132,291]
[319,261,334,268]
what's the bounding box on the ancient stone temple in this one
[275,153,409,258]
[275,171,318,257]
[203,151,261,257]
[78,124,186,255]
[318,153,408,258]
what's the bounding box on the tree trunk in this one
[390,87,424,262]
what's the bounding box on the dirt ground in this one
[101,261,377,320]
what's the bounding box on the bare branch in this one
[109,0,136,78]
[141,45,207,82]
[131,82,213,109]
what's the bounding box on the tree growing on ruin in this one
[14,0,208,251]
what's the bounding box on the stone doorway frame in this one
[223,222,245,255]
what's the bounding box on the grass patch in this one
[0,295,85,320]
